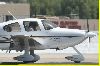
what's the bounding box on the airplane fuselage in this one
[0,18,95,51]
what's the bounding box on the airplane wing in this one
[0,35,42,52]
[11,35,42,51]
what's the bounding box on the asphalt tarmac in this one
[0,53,98,65]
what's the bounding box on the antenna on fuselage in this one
[8,11,17,20]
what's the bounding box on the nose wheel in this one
[65,46,84,63]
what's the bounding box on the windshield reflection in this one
[42,20,57,30]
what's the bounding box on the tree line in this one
[0,0,98,19]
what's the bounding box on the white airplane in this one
[0,17,96,63]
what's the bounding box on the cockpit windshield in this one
[42,20,57,30]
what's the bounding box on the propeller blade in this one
[89,37,91,43]
[87,18,89,32]
[87,18,90,43]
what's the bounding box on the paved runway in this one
[0,53,98,65]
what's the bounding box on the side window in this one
[23,21,40,32]
[42,20,57,30]
[42,22,53,30]
[3,22,21,32]
[6,15,13,21]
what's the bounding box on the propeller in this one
[86,18,90,43]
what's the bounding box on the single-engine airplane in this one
[0,17,96,63]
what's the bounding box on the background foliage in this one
[0,0,98,19]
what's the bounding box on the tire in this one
[23,61,35,63]
[74,61,80,63]
[23,61,31,63]
[31,54,40,62]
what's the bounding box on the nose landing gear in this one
[65,46,84,63]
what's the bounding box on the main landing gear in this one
[65,46,84,63]
[13,37,40,63]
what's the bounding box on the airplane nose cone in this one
[86,32,96,37]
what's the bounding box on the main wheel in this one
[74,61,80,63]
[30,50,40,62]
[23,61,35,63]
[31,54,40,62]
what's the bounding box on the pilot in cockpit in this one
[29,22,38,31]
